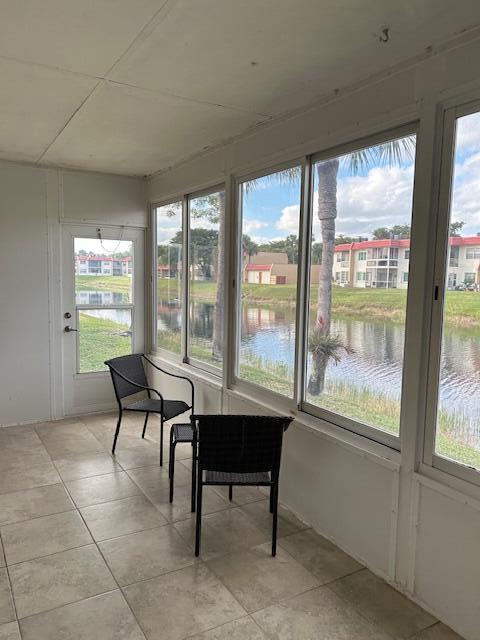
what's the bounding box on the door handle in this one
[64,325,78,333]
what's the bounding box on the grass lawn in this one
[78,313,131,373]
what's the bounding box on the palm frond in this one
[243,166,301,193]
[308,327,354,364]
[341,134,415,175]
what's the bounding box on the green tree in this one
[450,220,465,237]
[171,228,218,279]
[372,224,411,239]
[308,136,415,395]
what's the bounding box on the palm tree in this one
[307,136,415,395]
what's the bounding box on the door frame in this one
[60,223,145,416]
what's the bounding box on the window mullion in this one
[295,158,313,407]
[182,194,189,363]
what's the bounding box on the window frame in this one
[423,98,480,487]
[152,185,226,377]
[232,157,307,405]
[185,184,226,376]
[299,123,418,451]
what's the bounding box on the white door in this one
[62,225,145,416]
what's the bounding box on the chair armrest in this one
[143,356,194,410]
[105,363,164,401]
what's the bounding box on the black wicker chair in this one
[105,354,194,466]
[192,414,293,557]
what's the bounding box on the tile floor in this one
[0,412,464,640]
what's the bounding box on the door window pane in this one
[238,166,302,396]
[156,202,183,354]
[78,309,132,373]
[74,238,133,303]
[189,190,225,370]
[304,133,416,436]
[435,111,480,470]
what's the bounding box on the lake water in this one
[158,298,480,447]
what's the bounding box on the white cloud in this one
[243,219,268,235]
[456,111,480,154]
[272,165,415,240]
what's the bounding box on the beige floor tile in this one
[411,623,465,640]
[145,484,229,524]
[54,452,121,481]
[0,462,61,495]
[123,564,245,640]
[328,569,437,639]
[1,510,92,565]
[279,529,363,584]
[187,617,268,640]
[35,423,105,459]
[252,586,392,640]
[66,471,141,507]
[240,500,307,538]
[114,446,162,470]
[0,569,14,624]
[80,495,167,541]
[213,485,266,506]
[127,463,189,491]
[174,507,269,561]
[99,525,194,586]
[0,621,20,640]
[208,543,319,613]
[0,484,73,526]
[9,544,116,619]
[19,590,146,640]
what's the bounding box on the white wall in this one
[147,32,480,640]
[0,161,147,426]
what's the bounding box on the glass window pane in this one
[435,111,480,470]
[74,238,133,304]
[238,166,302,396]
[305,133,417,436]
[78,309,132,373]
[189,190,225,370]
[156,202,183,354]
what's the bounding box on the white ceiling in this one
[1,0,480,176]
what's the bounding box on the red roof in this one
[335,236,480,252]
[245,264,273,271]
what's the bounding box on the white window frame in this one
[423,97,480,487]
[152,186,226,378]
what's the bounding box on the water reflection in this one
[76,290,129,305]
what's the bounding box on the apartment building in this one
[334,237,480,289]
[74,254,132,276]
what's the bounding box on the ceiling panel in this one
[0,0,164,76]
[0,58,97,162]
[110,0,480,116]
[41,81,268,175]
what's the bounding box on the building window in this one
[404,250,410,259]
[433,110,480,472]
[449,245,459,267]
[237,165,302,397]
[304,131,416,439]
[188,189,225,371]
[156,201,183,355]
[466,247,480,259]
[403,272,409,283]
[358,251,366,261]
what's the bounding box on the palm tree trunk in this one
[212,191,225,361]
[307,158,339,396]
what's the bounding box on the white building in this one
[74,255,132,276]
[334,237,480,289]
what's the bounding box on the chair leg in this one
[191,436,197,513]
[159,415,164,466]
[112,410,122,454]
[228,485,233,501]
[269,485,274,513]
[141,412,149,438]
[272,481,279,557]
[195,467,203,557]
[169,432,176,503]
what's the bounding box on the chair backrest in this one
[194,414,293,474]
[105,354,148,400]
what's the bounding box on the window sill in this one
[416,463,480,508]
